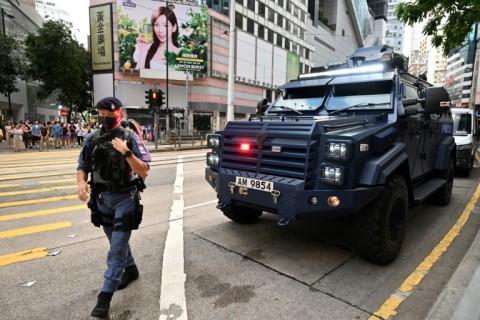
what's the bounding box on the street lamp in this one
[1,8,15,121]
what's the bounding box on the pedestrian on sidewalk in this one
[39,122,50,151]
[5,121,13,148]
[76,97,151,319]
[12,124,25,151]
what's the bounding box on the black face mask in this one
[98,116,115,130]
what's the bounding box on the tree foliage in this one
[396,0,480,56]
[0,34,23,96]
[24,20,92,119]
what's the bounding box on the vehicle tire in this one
[353,173,408,265]
[431,158,454,206]
[221,205,262,223]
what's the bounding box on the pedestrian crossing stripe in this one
[0,185,77,197]
[0,222,72,239]
[0,205,87,221]
[0,195,78,208]
[0,247,48,267]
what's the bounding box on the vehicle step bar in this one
[412,178,446,204]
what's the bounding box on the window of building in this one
[247,18,254,34]
[247,0,255,11]
[258,2,265,17]
[293,24,299,36]
[305,48,310,60]
[292,42,298,53]
[278,0,284,8]
[235,12,243,29]
[285,38,290,50]
[268,7,275,22]
[286,0,291,12]
[258,24,265,39]
[285,19,291,32]
[276,33,283,47]
[268,28,274,43]
[342,29,345,36]
[236,0,243,4]
[277,14,283,27]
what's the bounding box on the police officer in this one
[76,97,151,318]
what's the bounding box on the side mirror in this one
[425,87,450,114]
[256,99,269,116]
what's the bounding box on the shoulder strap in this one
[88,130,101,152]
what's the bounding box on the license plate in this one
[235,176,273,192]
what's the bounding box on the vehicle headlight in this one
[457,144,471,150]
[206,152,220,168]
[207,134,222,149]
[324,140,353,161]
[320,165,345,185]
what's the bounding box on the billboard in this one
[117,1,208,74]
[90,4,114,72]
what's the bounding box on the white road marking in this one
[159,156,188,320]
[184,200,217,210]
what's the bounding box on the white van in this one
[451,107,477,176]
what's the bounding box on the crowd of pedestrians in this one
[0,119,97,152]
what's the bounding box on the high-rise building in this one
[385,0,405,54]
[445,24,478,108]
[418,35,446,87]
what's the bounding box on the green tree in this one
[0,33,23,105]
[24,20,92,121]
[396,1,480,55]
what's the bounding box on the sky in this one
[56,0,90,47]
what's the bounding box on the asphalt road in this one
[1,147,479,320]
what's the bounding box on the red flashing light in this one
[240,143,250,151]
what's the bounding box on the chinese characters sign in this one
[90,4,113,72]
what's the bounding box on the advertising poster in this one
[90,4,114,72]
[286,52,300,82]
[117,0,208,75]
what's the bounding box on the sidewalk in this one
[426,151,480,320]
[0,139,208,153]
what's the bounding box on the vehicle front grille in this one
[220,120,320,189]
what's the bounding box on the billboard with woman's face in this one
[117,1,208,74]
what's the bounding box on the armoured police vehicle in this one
[205,45,455,265]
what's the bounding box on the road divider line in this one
[0,221,72,238]
[0,185,77,197]
[0,247,48,267]
[0,205,87,221]
[370,183,480,320]
[159,156,188,320]
[0,194,78,208]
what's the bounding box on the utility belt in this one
[88,182,144,231]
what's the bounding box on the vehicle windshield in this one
[325,80,392,112]
[271,85,329,111]
[453,113,472,135]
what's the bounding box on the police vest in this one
[90,127,133,187]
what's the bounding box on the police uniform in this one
[77,97,150,318]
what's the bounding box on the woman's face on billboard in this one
[154,15,176,43]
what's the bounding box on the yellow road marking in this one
[370,183,480,320]
[0,194,78,208]
[0,221,72,238]
[0,247,48,267]
[0,185,77,197]
[0,184,20,188]
[0,204,87,221]
[39,178,77,184]
[0,171,75,181]
[0,162,75,173]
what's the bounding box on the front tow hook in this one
[277,218,291,227]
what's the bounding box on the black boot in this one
[91,291,112,318]
[117,265,139,290]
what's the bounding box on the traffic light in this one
[157,89,164,108]
[145,89,152,107]
[151,90,158,108]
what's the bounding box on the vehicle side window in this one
[405,83,421,109]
